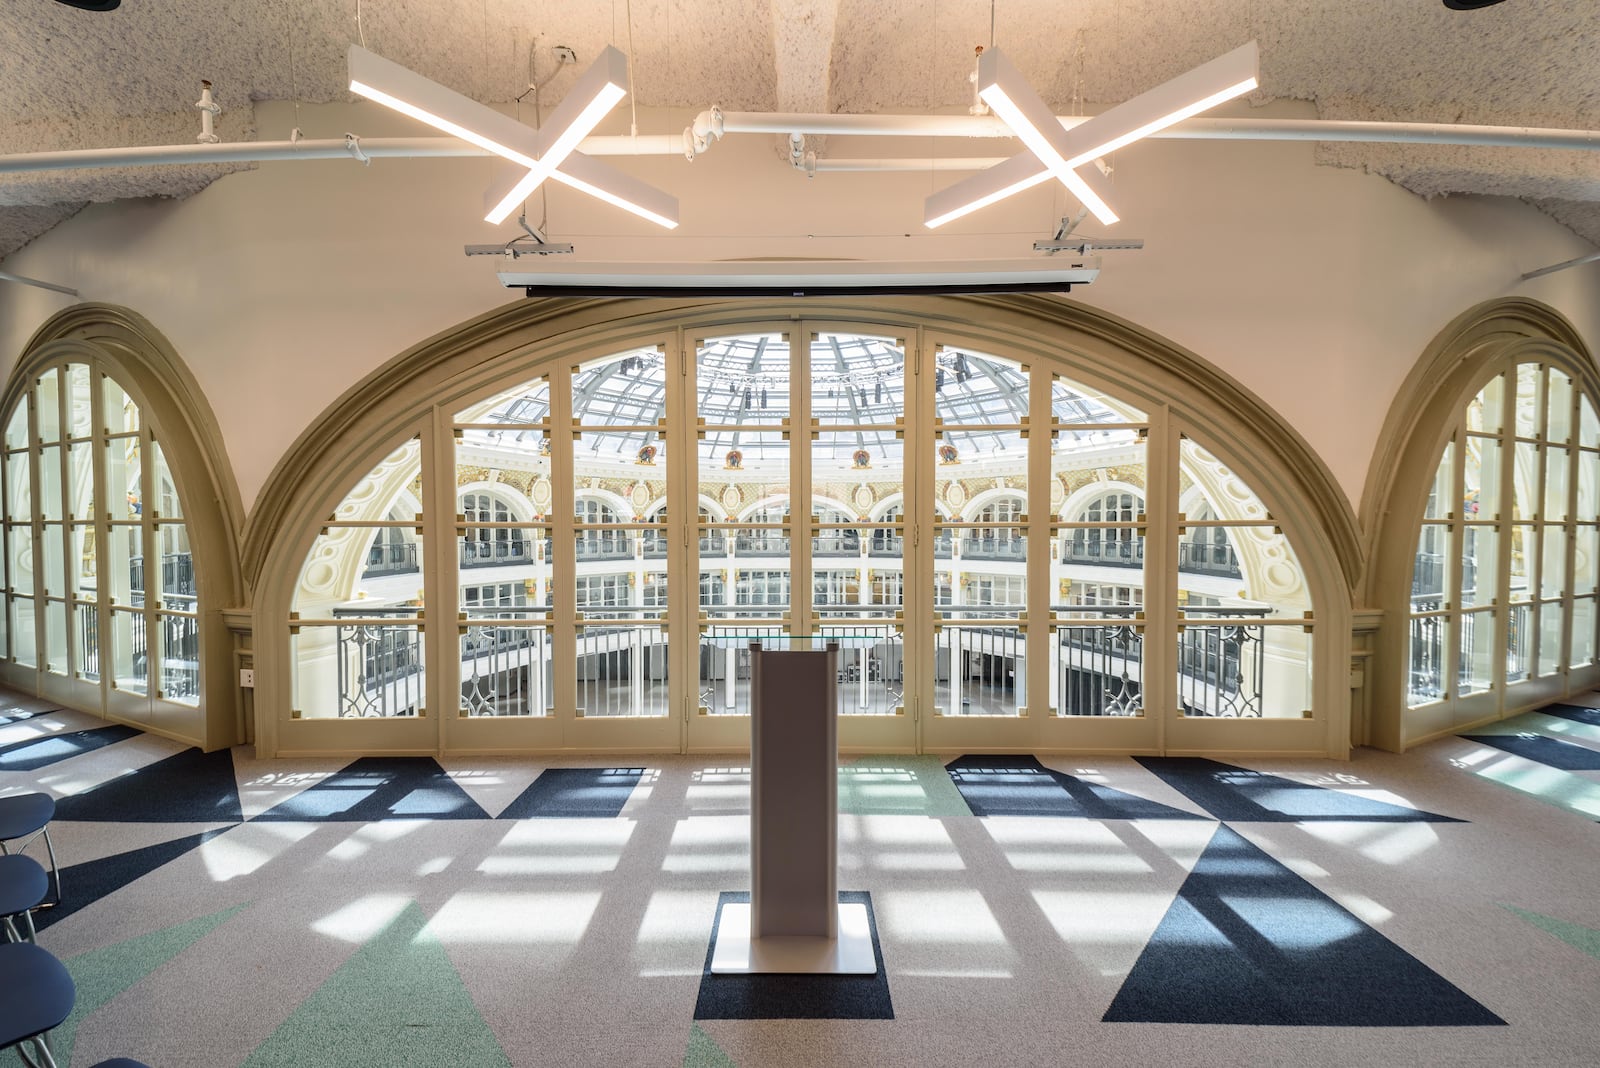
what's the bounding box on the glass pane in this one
[1062,520,1144,578]
[40,524,65,599]
[106,437,142,519]
[1407,613,1447,707]
[38,445,62,521]
[573,568,633,612]
[4,402,28,450]
[155,524,193,602]
[11,595,36,667]
[811,566,861,610]
[1580,394,1598,449]
[1506,603,1531,683]
[1467,374,1503,434]
[458,528,541,595]
[1547,370,1573,444]
[455,373,551,427]
[8,524,32,596]
[731,567,791,611]
[1514,363,1540,439]
[1576,525,1598,594]
[824,624,904,716]
[291,623,423,718]
[295,526,423,614]
[1461,527,1496,608]
[1053,371,1146,423]
[35,368,60,444]
[1578,450,1597,517]
[102,376,139,435]
[936,624,1024,716]
[5,454,29,526]
[1179,624,1311,718]
[1464,437,1498,520]
[1538,601,1563,676]
[810,332,904,426]
[575,623,669,717]
[1508,525,1534,603]
[68,441,96,521]
[152,441,181,518]
[698,334,789,427]
[74,600,99,680]
[1572,597,1596,668]
[1543,447,1569,522]
[65,363,93,440]
[44,598,67,675]
[159,612,200,704]
[1424,439,1454,520]
[109,606,148,695]
[814,431,902,498]
[106,523,139,608]
[1510,441,1539,521]
[1458,610,1495,696]
[461,623,552,717]
[1540,527,1567,599]
[1181,525,1309,615]
[572,348,667,427]
[69,524,95,601]
[936,348,1028,460]
[1053,622,1143,716]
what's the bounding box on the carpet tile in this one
[1135,756,1463,822]
[53,747,244,823]
[694,891,893,1020]
[948,754,1208,820]
[251,757,490,821]
[1460,732,1600,771]
[35,829,233,933]
[497,766,645,819]
[1103,825,1504,1026]
[0,724,141,772]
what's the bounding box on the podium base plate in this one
[709,902,876,974]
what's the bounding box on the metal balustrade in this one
[959,535,1026,561]
[459,538,534,569]
[1055,621,1143,716]
[1059,537,1144,569]
[129,552,197,595]
[1176,541,1242,579]
[363,541,419,577]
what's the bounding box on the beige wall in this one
[1,99,1595,520]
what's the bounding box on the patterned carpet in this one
[3,689,1599,1066]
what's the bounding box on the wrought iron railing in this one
[959,536,1025,561]
[129,552,197,596]
[459,537,534,569]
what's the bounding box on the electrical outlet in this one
[239,668,255,689]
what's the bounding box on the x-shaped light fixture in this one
[349,44,679,228]
[926,41,1258,228]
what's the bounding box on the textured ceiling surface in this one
[1,0,1597,258]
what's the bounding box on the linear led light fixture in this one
[348,44,677,228]
[926,40,1258,229]
[497,258,1100,297]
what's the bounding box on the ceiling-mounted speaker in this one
[53,0,122,9]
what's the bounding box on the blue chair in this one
[0,793,61,908]
[0,940,74,1068]
[0,853,49,943]
[89,1061,153,1068]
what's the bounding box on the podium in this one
[708,638,876,974]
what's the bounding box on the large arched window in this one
[1407,363,1599,712]
[258,298,1352,759]
[1,307,241,748]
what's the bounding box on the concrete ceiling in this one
[2,0,1597,259]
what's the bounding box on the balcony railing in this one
[960,535,1025,561]
[364,541,420,577]
[813,533,861,557]
[459,538,534,569]
[129,552,197,596]
[1060,538,1143,569]
[1176,541,1242,579]
[734,533,789,556]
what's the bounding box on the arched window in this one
[258,298,1350,758]
[2,308,241,748]
[1407,363,1600,711]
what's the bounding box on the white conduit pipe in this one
[0,116,1595,176]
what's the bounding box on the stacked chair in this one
[0,792,152,1068]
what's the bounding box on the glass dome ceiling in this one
[454,332,1139,465]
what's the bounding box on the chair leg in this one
[2,914,18,943]
[40,825,61,908]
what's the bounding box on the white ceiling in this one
[2,0,1597,259]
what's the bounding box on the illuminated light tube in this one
[482,46,630,223]
[925,41,1258,228]
[350,45,677,228]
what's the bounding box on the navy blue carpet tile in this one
[1461,732,1600,771]
[1103,824,1504,1026]
[694,891,893,1020]
[0,707,59,727]
[34,828,231,932]
[252,757,490,821]
[54,747,243,823]
[1134,756,1462,823]
[1539,703,1600,728]
[0,724,141,772]
[497,767,645,819]
[946,754,1208,820]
